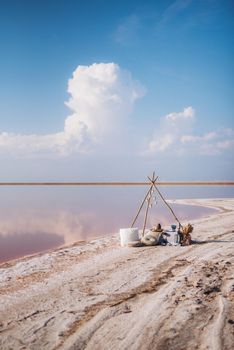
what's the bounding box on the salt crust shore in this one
[0,198,233,350]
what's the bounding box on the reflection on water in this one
[0,232,64,263]
[0,187,218,263]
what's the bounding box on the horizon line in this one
[0,181,234,186]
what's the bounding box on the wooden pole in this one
[152,183,182,227]
[131,184,153,228]
[131,174,158,228]
[142,187,153,237]
[141,173,158,236]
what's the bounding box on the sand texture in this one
[0,198,234,350]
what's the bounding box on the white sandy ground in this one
[0,198,233,350]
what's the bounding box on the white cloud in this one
[147,134,174,153]
[165,106,195,121]
[158,0,193,27]
[143,107,234,156]
[114,14,140,45]
[180,131,217,144]
[217,139,234,150]
[65,63,144,142]
[180,129,234,155]
[0,63,145,156]
[142,106,195,155]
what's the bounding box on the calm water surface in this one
[0,186,223,263]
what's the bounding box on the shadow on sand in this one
[192,239,234,245]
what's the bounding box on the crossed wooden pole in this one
[131,172,182,236]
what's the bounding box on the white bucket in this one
[119,228,140,247]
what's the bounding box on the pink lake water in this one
[0,186,225,263]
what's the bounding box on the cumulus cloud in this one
[143,107,234,156]
[65,63,144,142]
[180,131,217,143]
[165,106,195,121]
[181,128,234,155]
[147,134,174,153]
[0,63,145,156]
[143,106,195,155]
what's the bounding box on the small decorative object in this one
[141,223,164,246]
[181,223,193,245]
[171,224,176,231]
[151,223,163,233]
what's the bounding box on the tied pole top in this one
[131,171,183,231]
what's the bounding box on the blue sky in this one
[0,0,233,181]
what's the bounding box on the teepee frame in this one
[131,172,182,236]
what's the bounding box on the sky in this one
[0,0,233,260]
[0,0,233,182]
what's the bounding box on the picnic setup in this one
[119,172,194,247]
